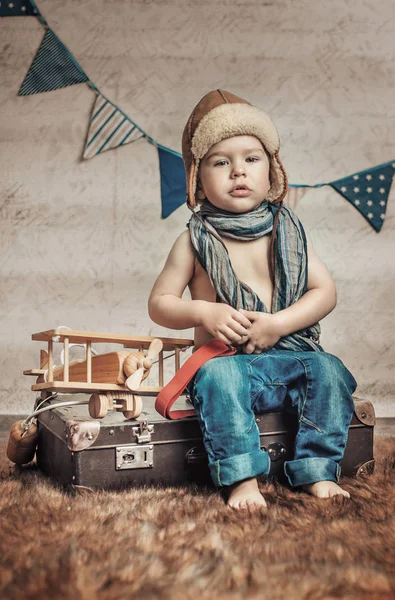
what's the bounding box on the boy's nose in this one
[231,165,246,177]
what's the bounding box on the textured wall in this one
[0,0,394,416]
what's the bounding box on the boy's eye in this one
[213,157,260,166]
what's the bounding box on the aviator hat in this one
[182,89,288,209]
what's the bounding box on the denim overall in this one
[188,349,357,488]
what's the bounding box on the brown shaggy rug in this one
[1,438,395,600]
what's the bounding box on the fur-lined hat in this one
[182,89,288,209]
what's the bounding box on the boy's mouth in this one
[231,184,250,191]
[230,184,251,196]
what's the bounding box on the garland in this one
[1,0,394,227]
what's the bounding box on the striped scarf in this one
[188,201,322,352]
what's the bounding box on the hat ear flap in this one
[266,153,288,204]
[187,160,199,208]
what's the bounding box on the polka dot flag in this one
[330,162,395,232]
[0,0,36,16]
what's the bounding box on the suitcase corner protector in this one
[356,459,375,477]
[353,397,376,427]
[65,419,101,451]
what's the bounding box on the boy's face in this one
[197,135,271,213]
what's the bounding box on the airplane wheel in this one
[89,393,109,418]
[122,395,143,419]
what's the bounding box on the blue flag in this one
[18,28,89,95]
[0,0,36,16]
[330,161,395,232]
[157,144,186,218]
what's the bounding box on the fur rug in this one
[1,438,395,600]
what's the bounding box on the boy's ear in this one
[196,177,206,201]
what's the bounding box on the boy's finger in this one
[232,311,252,328]
[242,341,256,354]
[223,326,245,344]
[239,309,259,321]
[218,330,238,346]
[229,321,250,337]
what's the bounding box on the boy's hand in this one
[199,303,251,346]
[238,309,282,354]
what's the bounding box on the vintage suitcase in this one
[36,394,375,490]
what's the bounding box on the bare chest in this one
[223,236,272,286]
[190,235,273,310]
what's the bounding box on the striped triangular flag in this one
[18,28,89,95]
[330,161,395,232]
[157,144,186,218]
[0,0,36,16]
[83,93,144,160]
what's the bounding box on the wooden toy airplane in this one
[24,329,194,420]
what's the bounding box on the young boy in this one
[148,89,357,510]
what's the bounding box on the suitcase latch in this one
[132,420,154,444]
[264,442,287,462]
[116,445,154,470]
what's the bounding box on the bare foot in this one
[226,477,267,510]
[303,480,350,499]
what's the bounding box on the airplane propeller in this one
[124,338,163,391]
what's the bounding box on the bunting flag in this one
[18,28,89,95]
[83,93,145,160]
[0,0,36,16]
[330,162,395,232]
[157,144,186,218]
